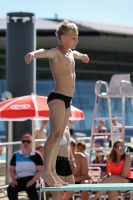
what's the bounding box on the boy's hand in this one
[82,54,90,63]
[24,52,34,64]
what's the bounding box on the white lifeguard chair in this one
[89,74,133,165]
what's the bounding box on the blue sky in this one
[0,0,133,27]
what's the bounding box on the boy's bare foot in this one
[44,173,61,187]
[52,171,68,185]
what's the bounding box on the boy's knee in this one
[50,131,62,140]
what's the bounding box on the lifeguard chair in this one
[89,74,133,165]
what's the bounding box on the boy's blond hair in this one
[55,20,78,40]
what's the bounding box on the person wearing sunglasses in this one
[7,133,43,200]
[91,139,133,200]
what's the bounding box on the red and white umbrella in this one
[0,94,84,121]
[0,94,84,148]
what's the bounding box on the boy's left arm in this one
[73,50,90,63]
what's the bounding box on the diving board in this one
[41,183,133,192]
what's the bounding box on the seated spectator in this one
[36,144,45,181]
[109,115,122,147]
[91,139,133,200]
[95,120,107,147]
[52,126,76,200]
[36,144,44,157]
[77,141,90,166]
[92,147,107,180]
[7,133,43,200]
[71,139,89,200]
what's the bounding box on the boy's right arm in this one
[25,48,57,64]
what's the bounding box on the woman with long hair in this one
[91,139,133,200]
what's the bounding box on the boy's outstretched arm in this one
[73,50,90,63]
[25,48,57,64]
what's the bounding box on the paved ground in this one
[0,190,29,200]
[0,190,51,200]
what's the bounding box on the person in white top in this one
[112,115,122,142]
[52,126,76,200]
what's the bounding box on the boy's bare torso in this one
[49,48,75,97]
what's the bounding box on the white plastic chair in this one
[95,74,131,98]
[89,167,101,183]
[88,167,102,200]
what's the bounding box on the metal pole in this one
[6,12,36,140]
[5,12,36,184]
[122,95,125,140]
[6,121,13,184]
[1,91,13,184]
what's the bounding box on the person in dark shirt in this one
[95,120,107,147]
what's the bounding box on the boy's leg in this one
[51,143,68,185]
[43,99,70,186]
[51,107,71,185]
